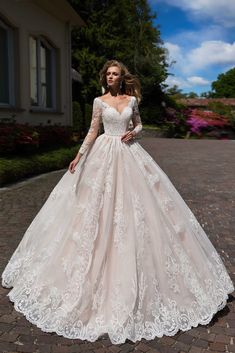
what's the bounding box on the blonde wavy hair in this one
[99,60,142,103]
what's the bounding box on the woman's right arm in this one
[69,98,102,173]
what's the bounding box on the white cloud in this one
[164,76,187,89]
[157,0,235,28]
[164,42,183,65]
[166,25,227,48]
[164,40,235,74]
[187,76,210,85]
[153,0,235,93]
[164,75,210,90]
[187,41,235,71]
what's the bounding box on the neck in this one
[109,86,122,97]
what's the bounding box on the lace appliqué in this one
[113,191,127,254]
[78,98,102,155]
[132,97,143,136]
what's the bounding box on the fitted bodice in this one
[96,97,135,136]
[78,95,143,155]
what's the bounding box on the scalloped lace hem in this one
[5,286,234,345]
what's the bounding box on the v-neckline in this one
[97,96,133,115]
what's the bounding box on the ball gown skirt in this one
[1,96,234,345]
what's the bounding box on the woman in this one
[1,60,234,345]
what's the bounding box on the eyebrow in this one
[106,71,119,74]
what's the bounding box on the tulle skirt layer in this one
[1,133,234,344]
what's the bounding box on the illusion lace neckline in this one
[97,96,133,115]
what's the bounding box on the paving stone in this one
[193,339,208,349]
[197,333,215,342]
[0,322,13,333]
[228,345,235,353]
[51,345,70,353]
[209,341,226,351]
[36,345,52,353]
[173,340,191,352]
[215,334,231,344]
[188,348,203,353]
[0,341,17,352]
[1,138,235,353]
[0,331,19,342]
[159,336,175,346]
[178,335,195,345]
[135,342,150,352]
[16,343,43,353]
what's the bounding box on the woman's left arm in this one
[121,96,143,142]
[131,96,143,136]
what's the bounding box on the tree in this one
[200,91,212,98]
[165,85,185,99]
[211,67,235,98]
[69,0,169,110]
[186,92,198,98]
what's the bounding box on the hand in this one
[121,131,135,143]
[68,157,80,173]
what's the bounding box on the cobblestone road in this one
[0,138,235,353]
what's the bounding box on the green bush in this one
[73,101,83,133]
[84,103,92,131]
[208,101,235,129]
[0,144,81,187]
[0,120,75,156]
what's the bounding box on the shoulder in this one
[130,95,139,106]
[93,96,103,104]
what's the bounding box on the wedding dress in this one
[1,96,234,345]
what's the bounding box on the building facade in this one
[0,0,84,126]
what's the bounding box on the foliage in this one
[0,119,75,156]
[185,92,199,98]
[0,144,81,187]
[164,85,184,99]
[207,101,235,128]
[186,109,231,136]
[200,91,214,98]
[72,101,83,133]
[155,102,234,139]
[211,67,235,98]
[160,107,189,138]
[69,0,169,115]
[84,103,93,131]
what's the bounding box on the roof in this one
[19,0,85,27]
[178,98,235,107]
[71,68,83,83]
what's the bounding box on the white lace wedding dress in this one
[1,96,234,345]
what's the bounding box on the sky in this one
[149,0,235,95]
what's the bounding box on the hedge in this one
[0,144,80,187]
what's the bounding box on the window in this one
[0,19,15,106]
[29,36,56,110]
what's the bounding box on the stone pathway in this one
[0,137,234,353]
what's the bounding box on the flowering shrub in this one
[186,109,231,136]
[186,116,209,134]
[0,121,75,155]
[161,107,188,138]
[159,105,234,139]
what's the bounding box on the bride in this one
[1,59,234,345]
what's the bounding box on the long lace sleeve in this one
[132,97,143,136]
[78,98,102,155]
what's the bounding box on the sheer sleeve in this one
[78,98,102,155]
[132,96,143,136]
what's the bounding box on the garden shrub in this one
[0,144,80,187]
[0,120,75,156]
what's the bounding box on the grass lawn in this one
[0,144,80,187]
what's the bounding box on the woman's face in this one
[106,66,122,88]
